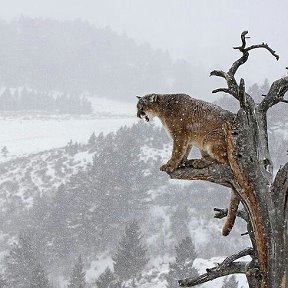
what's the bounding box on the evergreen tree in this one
[88,132,97,146]
[113,221,148,281]
[0,274,7,288]
[29,264,50,288]
[68,256,86,288]
[222,275,238,288]
[260,78,270,95]
[166,237,198,288]
[5,233,39,288]
[1,146,8,157]
[170,205,191,243]
[90,127,153,242]
[80,97,93,114]
[0,88,15,110]
[95,267,115,288]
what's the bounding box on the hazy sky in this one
[1,0,288,85]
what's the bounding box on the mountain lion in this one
[136,93,238,236]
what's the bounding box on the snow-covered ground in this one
[0,116,136,158]
[0,96,138,159]
[85,256,249,288]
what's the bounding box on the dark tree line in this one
[0,88,92,114]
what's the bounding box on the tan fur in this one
[137,93,234,171]
[137,93,238,235]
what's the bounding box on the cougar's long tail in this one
[222,188,240,236]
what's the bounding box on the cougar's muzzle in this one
[137,110,149,122]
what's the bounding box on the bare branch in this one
[229,31,279,77]
[214,207,249,222]
[210,72,239,98]
[178,262,247,287]
[245,43,279,61]
[178,248,253,287]
[233,31,249,51]
[261,94,288,104]
[211,31,280,108]
[210,70,227,79]
[259,76,288,112]
[211,88,232,95]
[228,51,249,78]
[221,247,254,265]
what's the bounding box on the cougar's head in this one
[136,94,159,122]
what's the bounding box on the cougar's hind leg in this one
[203,130,228,164]
[222,188,240,236]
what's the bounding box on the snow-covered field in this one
[0,116,136,158]
[0,96,137,159]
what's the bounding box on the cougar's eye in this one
[138,103,146,110]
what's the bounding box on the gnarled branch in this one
[210,31,279,106]
[178,248,254,287]
[178,262,247,287]
[168,160,234,188]
[211,88,233,95]
[245,43,279,60]
[259,76,288,112]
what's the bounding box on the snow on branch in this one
[178,248,254,287]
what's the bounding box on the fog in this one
[1,0,288,91]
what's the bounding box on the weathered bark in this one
[165,31,288,287]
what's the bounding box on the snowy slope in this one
[0,147,94,208]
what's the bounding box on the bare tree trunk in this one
[165,31,288,288]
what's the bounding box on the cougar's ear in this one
[150,94,158,102]
[136,96,141,100]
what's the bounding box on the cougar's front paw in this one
[160,163,176,173]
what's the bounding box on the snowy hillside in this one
[0,120,252,288]
[0,147,94,208]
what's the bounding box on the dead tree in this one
[164,31,288,288]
